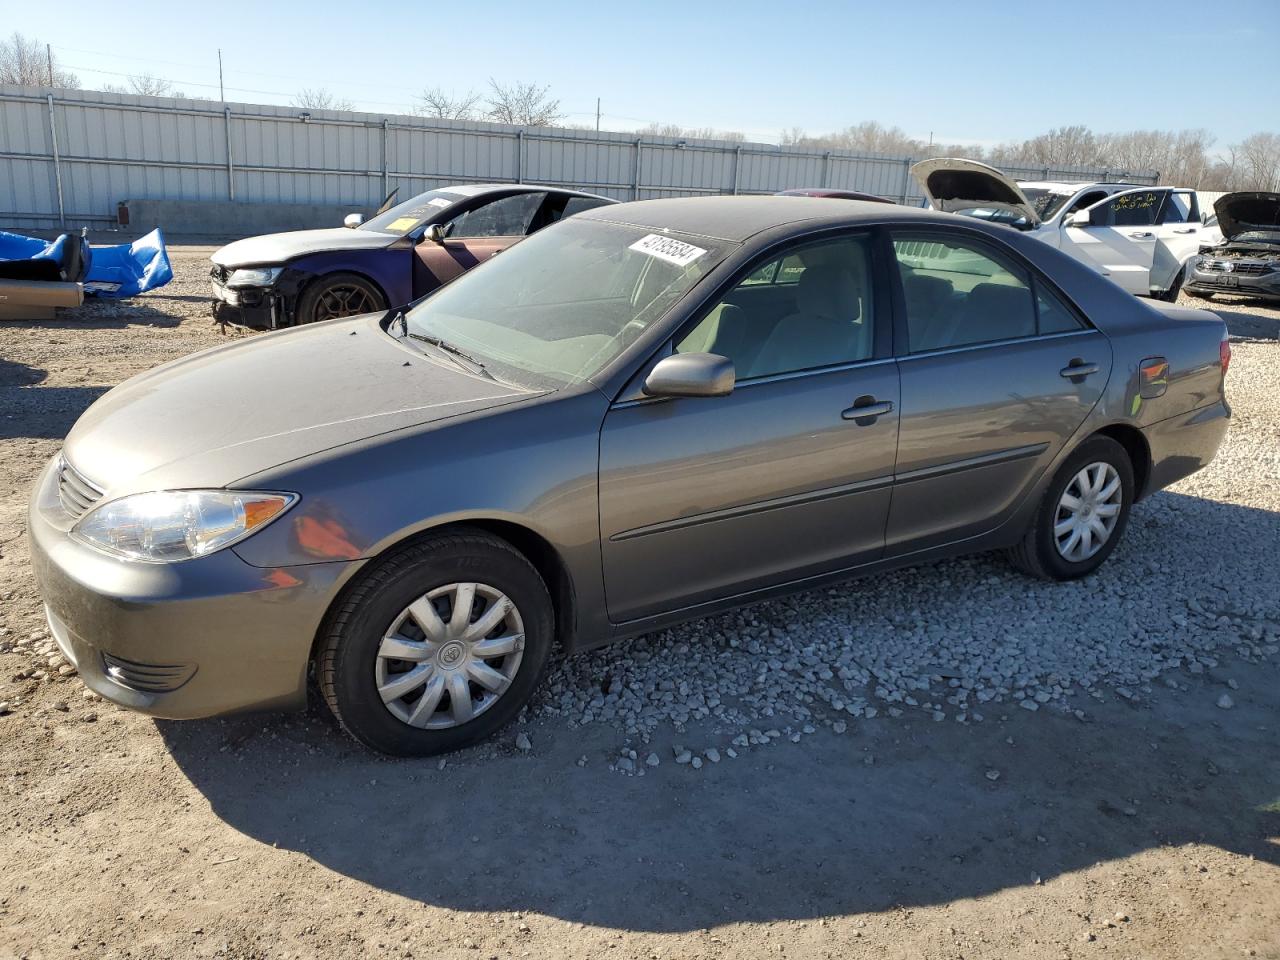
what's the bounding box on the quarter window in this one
[893,235,1081,352]
[675,235,876,379]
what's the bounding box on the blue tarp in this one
[0,226,172,297]
[84,228,173,298]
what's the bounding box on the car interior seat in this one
[748,262,870,378]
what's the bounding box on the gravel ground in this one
[1,250,1278,959]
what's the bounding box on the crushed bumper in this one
[210,277,279,329]
[28,456,356,719]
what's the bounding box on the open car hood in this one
[1212,192,1280,244]
[211,228,399,268]
[910,158,1040,228]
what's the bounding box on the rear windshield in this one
[360,189,466,235]
[401,218,734,389]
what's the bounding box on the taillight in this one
[1220,331,1231,376]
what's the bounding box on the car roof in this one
[445,182,615,202]
[576,195,953,242]
[1016,180,1143,192]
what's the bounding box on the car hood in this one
[1212,192,1280,245]
[910,158,1041,227]
[210,228,399,268]
[62,314,528,497]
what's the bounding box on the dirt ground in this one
[1,249,1278,960]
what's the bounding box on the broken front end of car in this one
[1184,192,1280,302]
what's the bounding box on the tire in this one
[294,271,386,325]
[1006,436,1134,582]
[317,530,554,756]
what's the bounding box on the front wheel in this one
[295,272,386,325]
[1006,436,1134,581]
[317,531,554,756]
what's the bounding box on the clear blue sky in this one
[11,0,1277,148]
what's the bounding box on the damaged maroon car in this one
[209,184,615,328]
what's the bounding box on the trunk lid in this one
[910,158,1041,228]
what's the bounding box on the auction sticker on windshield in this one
[629,233,708,267]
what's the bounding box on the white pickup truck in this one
[912,158,1208,300]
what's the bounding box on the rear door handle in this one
[1060,361,1100,379]
[842,397,894,423]
[1172,227,1196,234]
[1128,231,1154,239]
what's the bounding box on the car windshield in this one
[1022,188,1073,220]
[401,218,734,389]
[360,188,467,235]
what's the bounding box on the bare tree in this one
[485,79,561,127]
[639,122,745,143]
[1233,132,1280,192]
[291,88,354,112]
[416,86,482,121]
[102,73,186,98]
[0,32,79,87]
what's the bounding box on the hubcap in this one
[374,582,525,730]
[1054,461,1123,563]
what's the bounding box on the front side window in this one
[894,234,1081,352]
[675,235,875,380]
[447,193,546,238]
[1093,190,1164,227]
[360,188,466,235]
[403,219,733,387]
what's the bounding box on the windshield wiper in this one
[405,331,494,379]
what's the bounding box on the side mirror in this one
[1068,210,1092,228]
[343,213,364,229]
[642,353,735,399]
[425,223,447,244]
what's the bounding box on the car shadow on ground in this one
[1207,304,1280,340]
[5,300,186,329]
[158,492,1280,932]
[0,365,109,439]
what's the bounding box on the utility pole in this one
[218,49,225,102]
[46,44,53,86]
[595,97,600,133]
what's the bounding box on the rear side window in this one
[1159,192,1197,224]
[893,234,1082,352]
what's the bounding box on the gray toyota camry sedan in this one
[30,196,1231,755]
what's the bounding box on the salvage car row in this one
[205,165,1277,333]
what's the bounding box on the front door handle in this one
[1128,231,1154,239]
[842,397,894,423]
[1060,360,1100,379]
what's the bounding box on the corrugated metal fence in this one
[1,84,1160,231]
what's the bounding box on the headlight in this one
[226,266,284,288]
[73,490,297,562]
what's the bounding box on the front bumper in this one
[210,277,279,329]
[28,456,356,719]
[1184,266,1280,301]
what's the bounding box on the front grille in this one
[57,458,104,520]
[1230,262,1274,277]
[101,652,197,693]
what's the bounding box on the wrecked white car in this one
[1183,192,1280,304]
[912,158,1206,300]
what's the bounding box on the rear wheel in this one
[295,272,386,325]
[317,531,554,756]
[1007,436,1134,581]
